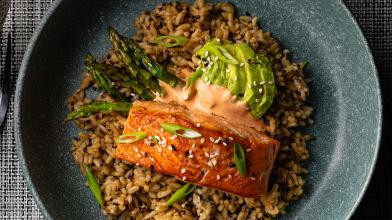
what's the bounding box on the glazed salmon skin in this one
[115,101,279,198]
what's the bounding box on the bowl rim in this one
[14,0,382,219]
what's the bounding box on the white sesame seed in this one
[200,138,205,144]
[189,154,194,158]
[228,174,232,179]
[233,76,238,80]
[136,163,140,166]
[228,137,234,141]
[134,147,139,153]
[240,63,245,67]
[191,143,196,149]
[256,99,259,102]
[251,177,256,181]
[210,137,215,142]
[137,154,141,158]
[160,128,164,132]
[268,81,274,84]
[182,176,187,181]
[253,81,257,86]
[158,147,162,153]
[226,68,230,73]
[216,38,221,42]
[202,68,207,72]
[248,84,252,89]
[181,168,186,174]
[130,93,136,97]
[138,127,141,131]
[246,148,251,152]
[214,56,219,61]
[259,88,263,93]
[196,123,201,127]
[217,175,221,180]
[205,152,210,157]
[170,135,177,140]
[260,81,265,85]
[223,142,228,146]
[206,81,211,85]
[151,158,155,162]
[204,51,209,57]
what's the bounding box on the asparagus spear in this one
[65,101,131,122]
[85,59,155,100]
[127,39,181,87]
[85,54,129,102]
[108,27,163,94]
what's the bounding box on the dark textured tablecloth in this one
[0,0,391,219]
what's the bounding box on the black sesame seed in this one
[119,124,124,129]
[149,143,155,147]
[150,165,155,172]
[170,144,177,151]
[144,152,148,157]
[252,172,256,178]
[184,151,190,157]
[229,163,236,168]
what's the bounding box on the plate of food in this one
[15,0,381,219]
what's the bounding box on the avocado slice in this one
[194,39,276,119]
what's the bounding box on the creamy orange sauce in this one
[156,79,265,132]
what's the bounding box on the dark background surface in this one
[0,0,391,219]
[344,1,392,219]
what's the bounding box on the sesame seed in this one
[216,175,221,180]
[200,138,205,144]
[233,76,238,80]
[170,135,177,140]
[149,142,155,147]
[268,81,274,84]
[246,148,251,152]
[136,163,140,166]
[134,147,139,153]
[204,51,209,56]
[251,177,256,181]
[191,143,196,149]
[182,176,187,181]
[259,88,263,93]
[130,93,136,97]
[260,81,265,85]
[202,68,207,72]
[228,137,234,141]
[144,152,148,157]
[137,154,141,158]
[228,174,232,179]
[210,137,215,142]
[253,81,257,86]
[185,151,190,157]
[189,154,194,158]
[248,84,252,89]
[229,163,236,168]
[158,147,162,153]
[181,168,186,174]
[226,68,230,73]
[150,165,155,172]
[196,123,201,127]
[205,152,210,157]
[240,63,245,67]
[206,81,211,85]
[151,158,155,162]
[170,144,177,151]
[138,127,141,131]
[223,142,228,146]
[216,38,221,42]
[214,56,219,61]
[160,128,164,132]
[256,99,259,102]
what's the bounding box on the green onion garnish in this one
[167,183,196,206]
[116,131,147,144]
[154,35,189,48]
[216,46,240,65]
[160,122,201,139]
[83,164,104,207]
[186,68,203,87]
[233,143,246,176]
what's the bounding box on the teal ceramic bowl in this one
[15,0,382,219]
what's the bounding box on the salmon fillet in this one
[115,101,279,197]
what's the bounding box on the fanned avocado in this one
[195,39,276,119]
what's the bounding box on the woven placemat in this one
[0,0,390,219]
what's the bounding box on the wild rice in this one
[68,0,313,219]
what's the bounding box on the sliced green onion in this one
[151,135,159,144]
[186,68,203,87]
[83,164,104,207]
[116,131,147,144]
[167,183,196,206]
[160,122,201,139]
[154,35,189,48]
[233,143,246,176]
[196,39,240,65]
[216,46,240,65]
